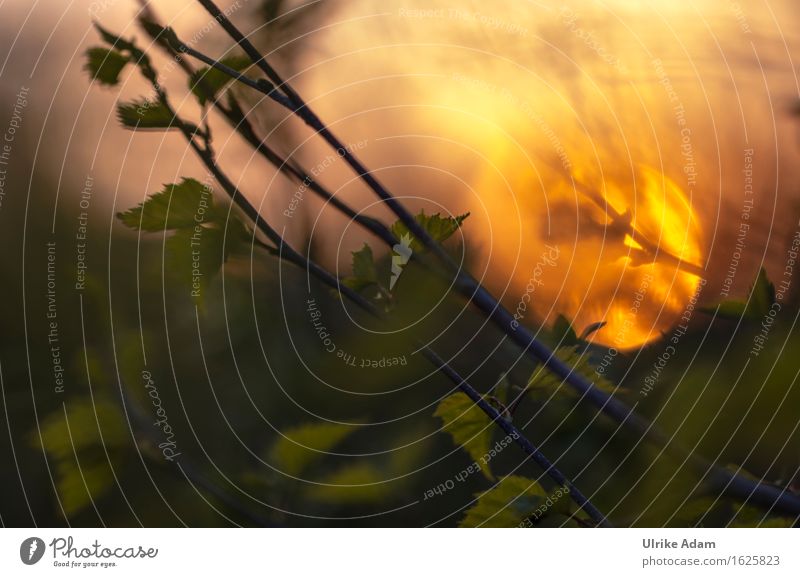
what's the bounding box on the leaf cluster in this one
[342,211,470,297]
[117,178,252,304]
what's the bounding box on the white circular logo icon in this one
[20,537,46,565]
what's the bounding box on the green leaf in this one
[225,211,254,246]
[137,18,182,51]
[342,243,378,292]
[166,226,229,304]
[461,475,548,527]
[749,267,775,315]
[33,398,127,516]
[526,346,617,397]
[189,55,252,105]
[56,461,115,516]
[754,517,797,528]
[269,421,359,477]
[551,314,578,346]
[117,98,186,131]
[93,22,149,69]
[84,47,130,86]
[434,392,494,480]
[710,300,748,319]
[94,22,139,55]
[390,210,470,252]
[670,496,718,526]
[34,399,127,459]
[352,243,377,283]
[117,178,215,232]
[703,268,775,320]
[304,463,393,505]
[116,178,249,305]
[92,22,159,85]
[730,501,795,527]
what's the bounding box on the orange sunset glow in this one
[292,0,797,348]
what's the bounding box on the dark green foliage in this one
[256,421,400,506]
[32,399,128,515]
[84,47,130,86]
[434,392,493,480]
[551,314,578,346]
[136,18,182,52]
[92,22,150,75]
[342,211,470,297]
[342,243,378,292]
[703,267,776,320]
[93,23,137,54]
[304,464,394,505]
[269,421,359,477]
[189,55,252,105]
[391,211,470,252]
[526,346,616,397]
[116,98,181,131]
[461,475,541,527]
[117,179,251,304]
[117,178,216,232]
[461,476,580,527]
[165,226,227,302]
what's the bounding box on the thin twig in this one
[136,9,396,248]
[180,2,457,267]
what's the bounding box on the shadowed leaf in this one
[730,501,796,528]
[117,98,188,131]
[189,55,252,105]
[342,243,378,292]
[137,18,181,51]
[166,225,240,306]
[461,475,548,527]
[117,178,215,232]
[59,461,114,516]
[434,392,493,480]
[703,268,776,320]
[84,47,130,86]
[749,268,776,315]
[33,399,127,516]
[269,421,360,477]
[93,22,143,58]
[552,314,578,346]
[391,211,470,252]
[527,346,617,397]
[304,463,393,504]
